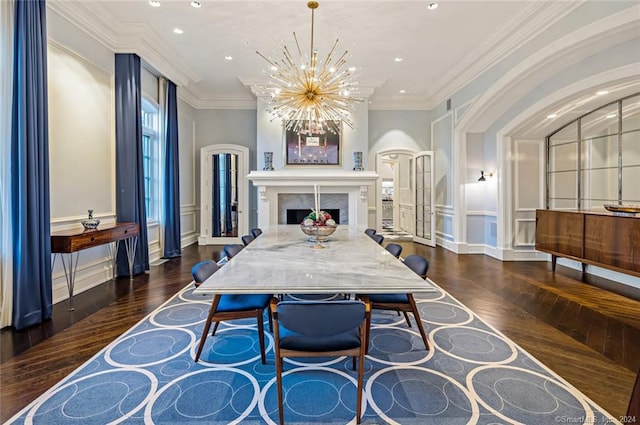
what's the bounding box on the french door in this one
[413,151,436,247]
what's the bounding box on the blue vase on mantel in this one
[353,152,364,171]
[263,152,274,171]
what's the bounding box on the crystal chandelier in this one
[256,1,361,134]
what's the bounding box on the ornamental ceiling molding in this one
[457,4,640,134]
[428,0,583,108]
[47,0,199,88]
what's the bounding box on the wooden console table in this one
[51,222,139,309]
[535,209,640,277]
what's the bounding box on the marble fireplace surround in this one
[247,170,379,229]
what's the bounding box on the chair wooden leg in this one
[256,310,266,364]
[407,294,430,350]
[365,312,372,355]
[211,321,220,336]
[402,311,412,327]
[195,295,221,362]
[276,357,285,424]
[357,325,366,424]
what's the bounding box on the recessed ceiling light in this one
[148,0,161,7]
[348,67,356,72]
[173,28,184,34]
[270,65,278,71]
[224,55,233,61]
[190,1,202,8]
[547,113,557,119]
[399,89,406,94]
[596,90,609,96]
[606,114,617,119]
[427,3,439,10]
[394,57,403,62]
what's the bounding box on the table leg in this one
[106,241,119,280]
[123,236,138,280]
[60,252,80,311]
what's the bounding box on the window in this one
[142,98,160,221]
[546,93,640,210]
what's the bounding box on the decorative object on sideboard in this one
[353,151,364,171]
[263,152,274,171]
[603,204,640,216]
[81,209,100,230]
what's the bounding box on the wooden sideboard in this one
[535,209,640,277]
[51,222,140,309]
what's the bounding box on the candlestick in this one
[314,184,319,221]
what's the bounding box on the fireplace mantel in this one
[247,170,379,187]
[247,170,379,228]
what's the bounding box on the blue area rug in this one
[7,282,617,424]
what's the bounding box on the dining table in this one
[193,224,438,296]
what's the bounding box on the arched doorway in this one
[199,144,249,245]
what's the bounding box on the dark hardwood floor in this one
[1,242,638,422]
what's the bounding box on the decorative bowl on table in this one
[603,204,640,216]
[300,210,337,242]
[300,224,337,241]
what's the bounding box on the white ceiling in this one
[51,0,640,138]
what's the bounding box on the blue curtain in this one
[11,0,52,330]
[114,53,149,275]
[162,81,181,258]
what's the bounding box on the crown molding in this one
[428,0,583,107]
[48,1,200,88]
[458,5,640,134]
[47,1,118,51]
[368,94,432,111]
[115,23,201,87]
[179,86,258,110]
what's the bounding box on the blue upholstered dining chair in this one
[241,234,255,246]
[385,243,403,258]
[269,297,370,424]
[223,244,244,259]
[364,228,377,237]
[191,260,220,287]
[192,260,272,364]
[251,228,263,238]
[358,254,430,353]
[370,233,384,245]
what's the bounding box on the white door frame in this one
[199,144,249,245]
[413,150,436,247]
[375,148,417,232]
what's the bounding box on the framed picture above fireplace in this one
[284,120,341,166]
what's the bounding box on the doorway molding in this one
[375,148,417,232]
[198,144,249,245]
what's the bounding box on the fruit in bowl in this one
[300,209,337,241]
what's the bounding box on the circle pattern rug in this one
[7,283,616,424]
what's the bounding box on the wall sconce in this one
[478,170,494,182]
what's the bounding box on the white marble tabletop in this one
[194,225,437,295]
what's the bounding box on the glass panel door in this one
[413,151,435,247]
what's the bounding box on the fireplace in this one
[279,193,348,224]
[287,209,341,224]
[247,170,379,228]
